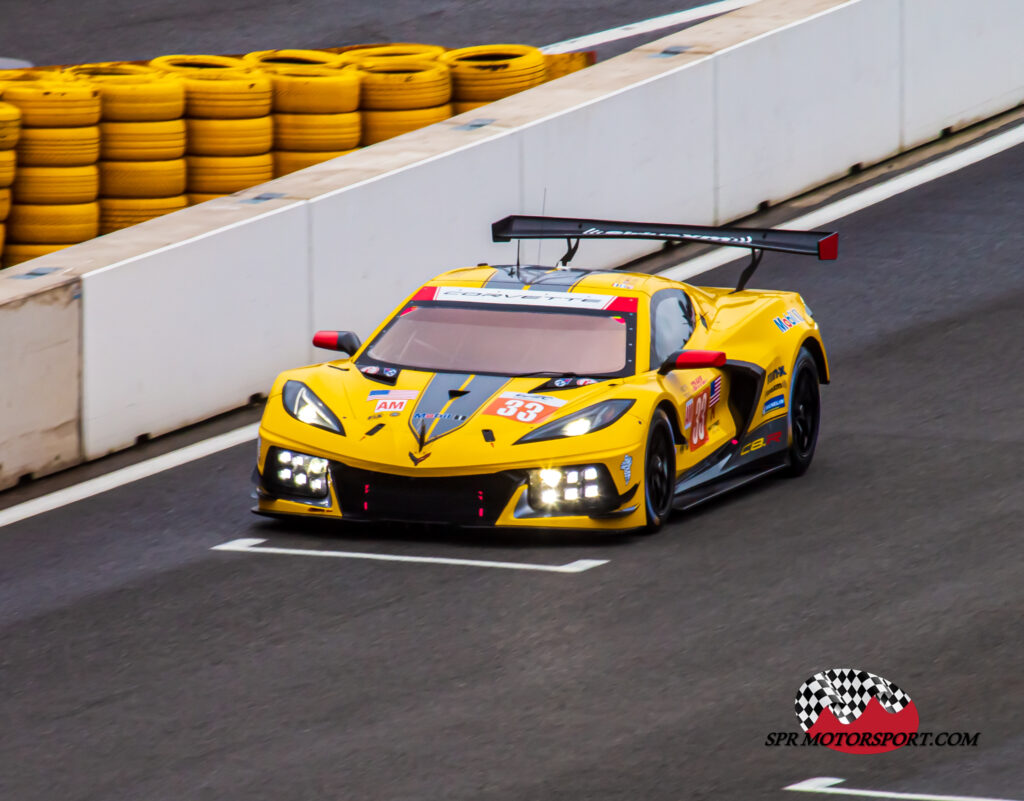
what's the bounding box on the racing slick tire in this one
[243,49,350,69]
[13,164,99,203]
[272,112,361,151]
[346,44,446,63]
[0,102,22,150]
[356,59,451,110]
[68,67,186,122]
[99,159,186,198]
[16,125,100,166]
[100,119,186,161]
[0,150,15,188]
[178,71,273,119]
[0,81,101,127]
[643,408,676,532]
[265,66,360,114]
[439,44,546,102]
[148,54,248,73]
[785,347,821,477]
[7,201,99,243]
[185,116,273,156]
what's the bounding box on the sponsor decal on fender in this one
[763,395,785,414]
[767,365,787,382]
[773,308,805,332]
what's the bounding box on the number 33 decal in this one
[494,398,545,423]
[483,392,566,424]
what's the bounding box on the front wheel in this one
[643,409,676,532]
[786,347,821,477]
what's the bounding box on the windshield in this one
[365,303,634,376]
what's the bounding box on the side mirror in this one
[313,330,361,356]
[658,349,727,375]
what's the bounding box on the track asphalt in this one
[1,126,1022,798]
[0,0,713,66]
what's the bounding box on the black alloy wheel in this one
[786,348,820,477]
[644,409,676,532]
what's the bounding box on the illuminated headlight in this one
[539,468,562,488]
[527,464,616,514]
[516,400,634,444]
[282,380,345,435]
[264,447,330,499]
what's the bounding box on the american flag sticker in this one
[367,389,419,401]
[709,376,722,407]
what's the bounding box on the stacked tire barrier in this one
[440,45,548,114]
[0,101,20,262]
[355,56,453,146]
[243,51,362,178]
[0,72,100,267]
[0,43,580,258]
[69,64,189,233]
[150,56,274,205]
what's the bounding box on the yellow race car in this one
[254,215,837,532]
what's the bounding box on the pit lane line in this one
[212,537,608,573]
[2,121,1023,533]
[785,777,1022,801]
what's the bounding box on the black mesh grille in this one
[332,463,526,524]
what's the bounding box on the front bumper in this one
[254,446,647,531]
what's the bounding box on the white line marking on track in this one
[785,776,1022,801]
[5,121,1023,528]
[0,423,259,530]
[212,537,609,574]
[541,0,762,53]
[661,121,1024,282]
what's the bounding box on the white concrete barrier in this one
[713,0,902,221]
[2,0,1022,481]
[80,198,310,458]
[0,275,81,489]
[901,0,1024,148]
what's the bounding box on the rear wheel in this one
[643,409,676,532]
[786,348,820,476]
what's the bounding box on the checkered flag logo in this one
[795,669,912,731]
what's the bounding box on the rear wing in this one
[491,215,838,291]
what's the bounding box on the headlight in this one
[282,380,345,434]
[264,447,330,499]
[526,464,618,514]
[515,399,635,444]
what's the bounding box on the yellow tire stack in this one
[0,101,21,265]
[151,56,274,204]
[68,64,189,233]
[356,58,452,146]
[440,44,547,112]
[0,72,101,267]
[242,51,361,178]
